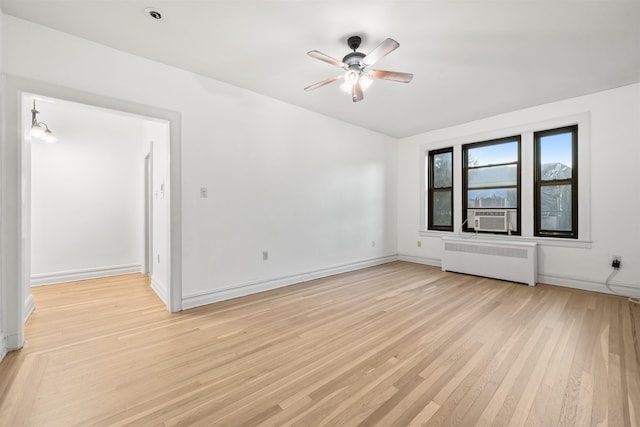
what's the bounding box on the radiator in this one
[441,237,537,286]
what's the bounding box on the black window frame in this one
[534,125,578,239]
[427,147,454,232]
[462,135,521,235]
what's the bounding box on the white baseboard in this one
[150,276,168,306]
[6,331,22,352]
[539,273,640,298]
[30,264,142,287]
[396,253,441,267]
[0,335,7,364]
[395,255,639,297]
[24,293,35,322]
[182,255,398,310]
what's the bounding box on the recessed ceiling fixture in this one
[144,7,165,21]
[305,36,413,102]
[29,100,57,143]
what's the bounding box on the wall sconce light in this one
[30,100,57,143]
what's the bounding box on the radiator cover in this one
[441,237,537,286]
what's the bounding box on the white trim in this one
[30,264,142,287]
[182,252,637,311]
[1,74,26,350]
[6,331,21,351]
[24,293,35,322]
[539,273,640,298]
[418,230,593,249]
[396,253,441,267]
[0,337,7,364]
[396,257,639,298]
[150,276,168,306]
[182,255,398,310]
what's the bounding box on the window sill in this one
[419,230,592,249]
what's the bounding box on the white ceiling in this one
[2,1,639,138]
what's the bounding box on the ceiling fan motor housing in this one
[342,51,365,70]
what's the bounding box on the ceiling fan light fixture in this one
[359,73,373,91]
[305,36,412,102]
[344,69,359,85]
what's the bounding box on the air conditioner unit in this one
[473,210,508,232]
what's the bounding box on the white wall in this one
[2,15,398,308]
[397,83,640,296]
[29,97,148,284]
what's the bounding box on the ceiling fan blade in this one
[307,50,346,68]
[363,38,400,67]
[370,70,414,83]
[304,75,342,91]
[352,81,364,102]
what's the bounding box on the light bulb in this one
[344,69,359,86]
[43,129,57,143]
[359,73,373,91]
[30,123,45,139]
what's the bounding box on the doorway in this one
[1,76,182,352]
[28,95,163,290]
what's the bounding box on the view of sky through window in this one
[540,133,572,167]
[467,141,518,166]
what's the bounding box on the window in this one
[534,125,578,238]
[462,136,521,234]
[427,147,453,231]
[422,114,587,243]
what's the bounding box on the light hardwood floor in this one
[0,262,638,426]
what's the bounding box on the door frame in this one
[1,75,183,351]
[144,149,153,275]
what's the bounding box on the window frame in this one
[534,125,578,239]
[419,112,590,247]
[462,135,522,235]
[427,147,454,232]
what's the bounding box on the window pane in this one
[432,191,452,226]
[467,141,518,167]
[468,188,517,208]
[540,185,572,231]
[468,164,517,188]
[433,152,452,188]
[540,132,573,181]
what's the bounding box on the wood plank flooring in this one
[0,262,638,426]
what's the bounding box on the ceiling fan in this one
[305,36,413,102]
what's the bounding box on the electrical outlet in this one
[417,241,422,247]
[200,187,208,198]
[371,241,376,247]
[262,251,269,261]
[612,255,621,269]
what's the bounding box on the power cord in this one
[605,261,640,304]
[457,217,479,239]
